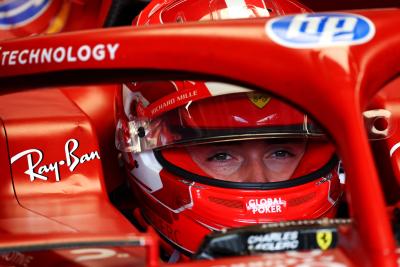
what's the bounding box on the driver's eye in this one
[207,153,232,161]
[272,150,293,159]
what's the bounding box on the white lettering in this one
[176,90,198,101]
[77,45,91,62]
[67,46,77,62]
[1,51,10,65]
[247,231,299,252]
[53,47,66,63]
[11,149,47,181]
[253,240,299,251]
[80,151,101,163]
[41,48,53,63]
[320,17,357,43]
[65,138,80,171]
[9,50,18,65]
[245,198,286,214]
[107,43,119,60]
[286,14,318,38]
[11,139,101,182]
[1,43,120,66]
[286,15,358,44]
[92,44,105,61]
[18,49,29,64]
[38,162,60,181]
[29,49,40,64]
[151,98,176,115]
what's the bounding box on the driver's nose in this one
[244,158,268,183]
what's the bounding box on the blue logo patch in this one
[266,13,375,48]
[0,0,50,29]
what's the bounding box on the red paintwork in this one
[61,85,125,192]
[61,0,112,32]
[0,88,150,265]
[0,88,126,229]
[0,232,158,266]
[367,78,400,205]
[0,5,399,267]
[176,249,355,266]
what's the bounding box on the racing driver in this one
[114,0,344,262]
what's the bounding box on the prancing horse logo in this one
[316,230,333,250]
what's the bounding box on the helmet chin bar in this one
[130,146,342,253]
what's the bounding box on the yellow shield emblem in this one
[316,230,333,250]
[248,93,271,109]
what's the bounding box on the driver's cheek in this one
[264,158,298,182]
[213,162,242,178]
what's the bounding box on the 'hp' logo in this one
[266,13,375,48]
[0,0,50,29]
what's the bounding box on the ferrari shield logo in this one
[248,93,271,108]
[316,230,333,250]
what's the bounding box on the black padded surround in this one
[103,0,150,27]
[154,150,339,190]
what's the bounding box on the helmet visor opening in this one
[186,138,307,183]
[116,91,326,153]
[156,138,337,188]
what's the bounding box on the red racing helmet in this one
[133,0,311,25]
[115,0,341,258]
[115,81,343,256]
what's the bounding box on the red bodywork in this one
[0,0,399,266]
